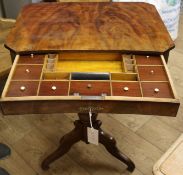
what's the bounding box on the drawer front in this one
[6,81,39,97]
[39,81,69,96]
[18,55,45,64]
[70,81,111,96]
[138,66,168,81]
[141,82,174,98]
[112,82,142,97]
[135,55,163,65]
[12,65,43,80]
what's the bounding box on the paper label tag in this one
[87,127,99,145]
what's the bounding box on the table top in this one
[5,2,174,54]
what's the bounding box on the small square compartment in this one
[135,55,163,65]
[12,65,43,80]
[138,66,168,81]
[141,82,174,98]
[6,81,39,97]
[69,81,111,96]
[112,82,141,97]
[18,54,45,64]
[39,81,69,96]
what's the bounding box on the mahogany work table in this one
[1,2,180,173]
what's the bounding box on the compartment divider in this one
[134,55,144,97]
[122,56,127,73]
[16,64,44,65]
[161,55,178,99]
[68,73,72,96]
[109,73,113,96]
[36,55,47,96]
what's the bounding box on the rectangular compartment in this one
[6,81,39,97]
[112,82,142,97]
[57,52,124,73]
[138,66,168,81]
[39,81,69,96]
[135,55,163,65]
[18,54,45,64]
[43,72,70,80]
[111,73,138,81]
[141,82,174,98]
[69,81,111,96]
[12,65,43,80]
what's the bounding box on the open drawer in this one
[0,52,180,116]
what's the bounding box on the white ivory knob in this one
[146,56,150,58]
[51,86,57,91]
[20,86,26,91]
[31,54,34,58]
[123,87,129,91]
[25,69,30,73]
[154,88,160,93]
[150,70,154,74]
[87,84,92,88]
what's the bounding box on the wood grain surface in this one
[5,2,174,53]
[1,99,179,116]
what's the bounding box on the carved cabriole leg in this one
[41,113,135,172]
[99,129,135,172]
[41,121,83,170]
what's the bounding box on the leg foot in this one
[41,121,83,170]
[99,130,135,172]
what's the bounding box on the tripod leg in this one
[41,121,83,170]
[99,130,135,172]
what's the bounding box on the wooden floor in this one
[0,15,183,175]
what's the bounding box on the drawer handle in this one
[146,56,150,58]
[87,84,92,89]
[20,86,26,91]
[25,69,30,73]
[123,87,129,91]
[51,86,57,91]
[150,70,154,74]
[31,54,34,58]
[154,88,160,93]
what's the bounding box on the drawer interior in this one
[1,53,177,100]
[43,52,137,81]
